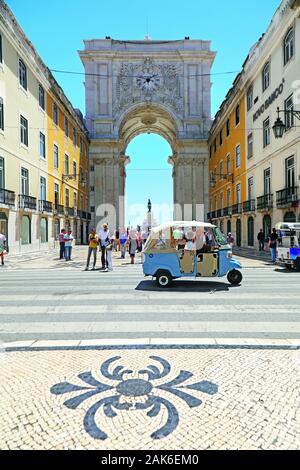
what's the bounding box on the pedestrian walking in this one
[0,231,7,266]
[98,223,110,270]
[58,229,66,260]
[105,236,114,272]
[128,229,137,264]
[269,227,278,263]
[85,228,99,270]
[257,229,265,251]
[114,228,120,252]
[136,226,143,253]
[64,230,74,261]
[119,227,127,259]
[227,232,234,248]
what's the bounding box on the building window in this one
[235,104,240,126]
[248,176,254,200]
[0,97,4,131]
[285,95,294,130]
[0,157,4,189]
[21,167,29,195]
[39,85,45,110]
[226,118,230,137]
[21,216,31,245]
[219,129,223,146]
[53,144,59,169]
[73,161,77,179]
[227,188,231,207]
[64,154,69,175]
[263,117,270,147]
[65,188,70,208]
[235,144,241,168]
[247,132,253,159]
[40,176,46,201]
[209,145,212,160]
[284,212,296,223]
[74,191,77,209]
[236,183,241,204]
[19,59,27,90]
[262,62,270,92]
[213,138,217,152]
[72,127,76,146]
[247,86,253,111]
[64,117,68,138]
[0,34,2,64]
[80,138,83,157]
[53,102,58,125]
[20,115,28,146]
[264,168,271,195]
[285,156,295,189]
[54,183,59,208]
[219,161,223,179]
[226,154,230,175]
[40,217,48,243]
[39,132,46,159]
[90,165,94,172]
[284,27,294,65]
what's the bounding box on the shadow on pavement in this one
[135,279,237,292]
[274,267,300,274]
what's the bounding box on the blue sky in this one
[6,0,281,225]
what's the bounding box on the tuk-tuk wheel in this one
[155,270,172,288]
[295,258,300,272]
[227,269,242,285]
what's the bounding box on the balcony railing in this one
[39,200,53,213]
[54,203,65,215]
[257,194,273,211]
[243,199,256,213]
[0,188,15,207]
[18,194,37,210]
[81,210,87,220]
[231,203,242,215]
[67,207,75,217]
[276,187,298,208]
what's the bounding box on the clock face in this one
[136,73,160,92]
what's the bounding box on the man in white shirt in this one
[98,223,110,269]
[0,232,7,266]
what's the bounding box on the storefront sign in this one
[253,80,284,122]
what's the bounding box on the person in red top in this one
[58,229,66,260]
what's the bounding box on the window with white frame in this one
[285,156,295,189]
[248,176,254,200]
[247,85,253,111]
[285,94,294,130]
[39,132,46,159]
[0,157,4,189]
[19,59,27,90]
[219,129,223,146]
[220,192,224,209]
[262,62,270,92]
[20,115,28,146]
[263,117,270,147]
[226,153,230,175]
[235,104,240,126]
[72,127,76,146]
[0,97,4,131]
[40,176,46,201]
[39,85,45,110]
[65,188,70,208]
[220,160,223,179]
[64,154,69,175]
[64,117,68,138]
[236,183,241,204]
[227,188,231,207]
[21,167,29,195]
[264,168,271,195]
[235,144,241,168]
[0,34,3,64]
[247,132,253,159]
[53,102,58,125]
[53,144,59,169]
[73,161,77,179]
[226,118,230,137]
[54,183,59,208]
[284,27,294,65]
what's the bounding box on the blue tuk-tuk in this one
[142,221,242,287]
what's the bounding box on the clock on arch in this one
[136,73,160,93]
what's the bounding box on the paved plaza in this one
[0,247,300,450]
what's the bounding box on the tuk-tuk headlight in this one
[227,251,233,259]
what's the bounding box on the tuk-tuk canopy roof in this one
[150,221,215,235]
[275,222,300,231]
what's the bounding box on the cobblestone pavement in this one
[0,346,300,450]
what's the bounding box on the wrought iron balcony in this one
[39,200,53,213]
[67,207,75,217]
[81,210,87,220]
[18,194,37,210]
[276,187,298,208]
[0,188,15,207]
[243,199,256,213]
[54,203,65,215]
[257,194,273,211]
[231,203,242,215]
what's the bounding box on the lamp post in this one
[272,106,300,139]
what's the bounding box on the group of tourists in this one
[58,229,74,261]
[257,228,278,263]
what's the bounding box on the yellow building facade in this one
[0,1,89,254]
[208,75,247,246]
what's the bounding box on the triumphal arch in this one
[79,39,216,228]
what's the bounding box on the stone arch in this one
[80,39,216,229]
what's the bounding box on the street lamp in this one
[272,106,300,139]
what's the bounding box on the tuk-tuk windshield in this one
[213,227,228,246]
